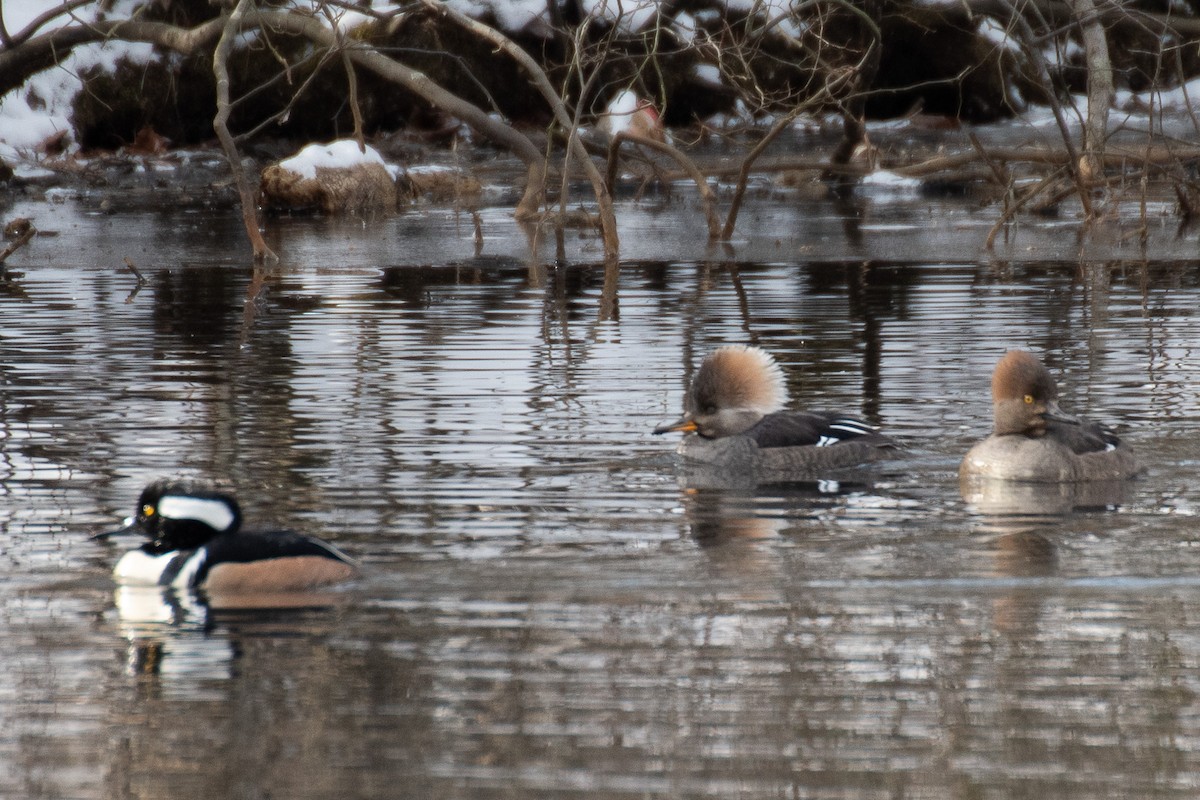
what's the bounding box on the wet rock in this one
[396,165,482,204]
[261,161,398,215]
[260,141,399,216]
[4,218,33,239]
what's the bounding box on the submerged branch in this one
[0,224,36,272]
[606,132,721,242]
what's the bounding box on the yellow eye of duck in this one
[1023,394,1034,404]
[142,504,155,518]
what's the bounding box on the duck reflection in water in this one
[654,345,898,487]
[94,478,357,676]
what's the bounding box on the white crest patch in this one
[158,495,235,532]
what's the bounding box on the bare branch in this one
[606,132,721,241]
[214,0,277,264]
[416,0,618,258]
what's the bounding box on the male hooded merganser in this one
[960,350,1138,482]
[96,479,357,592]
[654,345,896,473]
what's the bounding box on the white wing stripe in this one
[828,420,875,436]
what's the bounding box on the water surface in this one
[4,185,1200,798]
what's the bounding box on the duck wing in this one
[746,411,890,450]
[1047,417,1122,455]
[202,530,355,566]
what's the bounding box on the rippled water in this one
[5,186,1200,798]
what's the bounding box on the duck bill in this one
[90,516,139,541]
[653,416,698,435]
[1043,400,1081,425]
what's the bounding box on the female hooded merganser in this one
[96,479,357,593]
[960,350,1138,482]
[654,345,896,474]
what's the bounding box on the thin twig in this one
[122,256,147,285]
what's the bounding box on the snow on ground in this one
[0,0,155,163]
[2,0,1199,172]
[977,17,1020,54]
[1116,75,1200,112]
[447,0,548,32]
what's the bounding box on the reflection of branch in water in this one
[721,261,758,345]
[239,267,279,347]
[123,256,148,303]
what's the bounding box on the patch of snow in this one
[691,63,723,86]
[0,0,160,157]
[725,0,794,12]
[673,11,697,43]
[861,170,921,189]
[1044,37,1085,65]
[977,17,1020,53]
[10,162,56,180]
[447,0,548,32]
[277,140,392,180]
[1114,75,1200,113]
[705,99,755,129]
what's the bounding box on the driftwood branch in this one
[0,17,227,96]
[0,225,36,272]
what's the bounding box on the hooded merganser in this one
[960,350,1138,482]
[96,479,357,592]
[654,345,896,473]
